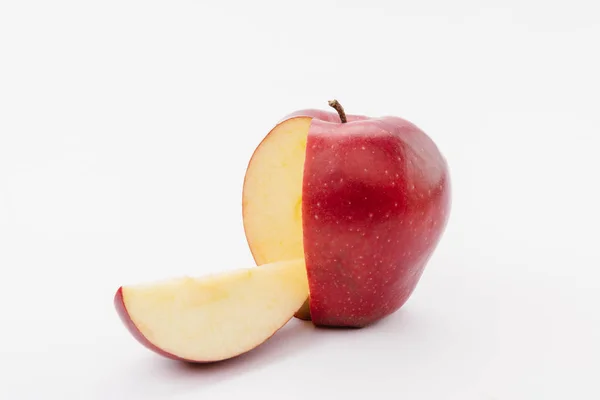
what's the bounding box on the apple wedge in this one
[114,258,308,363]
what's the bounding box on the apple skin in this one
[114,287,195,363]
[290,109,451,328]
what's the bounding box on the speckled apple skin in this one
[295,111,451,328]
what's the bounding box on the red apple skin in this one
[298,111,451,328]
[113,287,194,363]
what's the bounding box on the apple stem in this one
[328,99,347,123]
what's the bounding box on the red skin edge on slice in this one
[114,287,294,363]
[113,287,196,363]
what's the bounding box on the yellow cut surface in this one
[242,117,311,266]
[121,259,309,362]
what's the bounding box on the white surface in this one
[0,0,598,399]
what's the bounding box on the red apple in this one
[242,100,451,328]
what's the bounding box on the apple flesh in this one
[242,102,451,328]
[114,259,309,362]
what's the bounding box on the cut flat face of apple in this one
[114,259,308,363]
[242,101,451,328]
[242,117,310,266]
[242,117,313,320]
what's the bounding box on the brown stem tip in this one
[328,99,347,123]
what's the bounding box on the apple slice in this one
[114,258,308,363]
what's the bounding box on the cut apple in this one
[114,258,309,362]
[242,103,451,328]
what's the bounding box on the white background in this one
[1,0,599,398]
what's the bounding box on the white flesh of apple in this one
[121,258,308,362]
[242,117,311,265]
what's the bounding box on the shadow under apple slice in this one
[97,319,318,398]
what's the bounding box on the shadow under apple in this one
[97,319,319,398]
